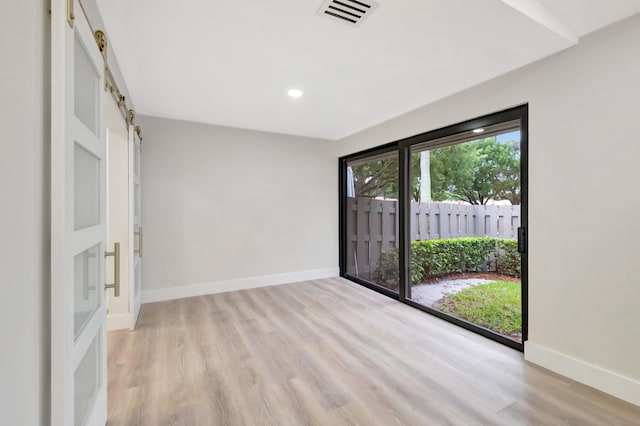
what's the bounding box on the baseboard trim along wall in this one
[141,267,340,304]
[107,313,132,332]
[525,341,640,407]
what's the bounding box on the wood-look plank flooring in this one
[107,278,640,425]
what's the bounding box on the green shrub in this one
[373,247,423,289]
[373,248,400,288]
[495,239,520,277]
[374,237,520,287]
[412,237,495,278]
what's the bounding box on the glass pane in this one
[345,152,399,293]
[74,244,101,338]
[74,332,101,426]
[135,263,141,297]
[408,130,523,342]
[74,35,99,134]
[134,183,140,218]
[134,141,140,176]
[74,144,100,230]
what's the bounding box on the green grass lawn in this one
[437,281,521,336]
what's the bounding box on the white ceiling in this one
[96,0,640,140]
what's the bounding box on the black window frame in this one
[339,104,529,351]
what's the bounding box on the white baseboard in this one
[141,267,340,304]
[525,341,640,407]
[107,312,131,331]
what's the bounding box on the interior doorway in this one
[105,96,142,331]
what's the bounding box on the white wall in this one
[138,116,338,302]
[0,1,49,425]
[337,14,640,405]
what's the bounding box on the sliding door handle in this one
[517,227,527,254]
[104,242,121,297]
[134,226,143,257]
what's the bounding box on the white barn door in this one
[130,126,143,329]
[51,1,110,424]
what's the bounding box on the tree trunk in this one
[419,151,431,202]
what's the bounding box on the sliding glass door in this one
[340,106,528,349]
[343,150,400,295]
[407,123,524,343]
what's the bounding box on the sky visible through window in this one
[497,130,521,143]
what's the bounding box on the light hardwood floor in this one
[107,278,640,425]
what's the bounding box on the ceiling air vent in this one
[317,0,379,27]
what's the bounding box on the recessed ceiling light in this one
[472,128,485,134]
[288,89,303,98]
